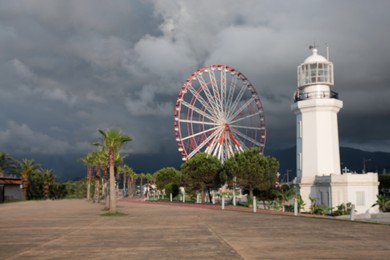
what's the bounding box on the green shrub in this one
[165,183,179,198]
[333,202,353,216]
[246,196,254,208]
[64,179,87,198]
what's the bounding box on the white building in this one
[291,47,379,214]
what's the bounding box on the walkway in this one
[0,199,389,259]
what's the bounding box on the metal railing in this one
[294,90,339,102]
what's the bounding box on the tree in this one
[19,159,42,200]
[97,129,132,213]
[124,165,136,197]
[117,165,126,193]
[91,150,106,203]
[154,167,182,190]
[42,169,55,200]
[0,152,19,177]
[81,153,94,201]
[129,171,138,197]
[272,184,296,212]
[372,194,390,212]
[181,152,222,203]
[224,148,279,198]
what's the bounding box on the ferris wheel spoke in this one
[208,69,224,112]
[187,84,219,118]
[188,128,221,158]
[230,111,261,124]
[231,128,262,147]
[226,83,248,119]
[180,125,220,141]
[228,96,256,121]
[179,119,218,126]
[206,127,225,158]
[225,74,238,113]
[230,124,265,131]
[220,68,227,112]
[197,74,221,115]
[181,101,216,122]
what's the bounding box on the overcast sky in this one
[1,0,389,161]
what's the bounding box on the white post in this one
[233,177,237,206]
[182,188,185,203]
[222,196,225,210]
[350,204,355,221]
[196,193,200,203]
[294,197,298,216]
[170,193,172,202]
[253,196,257,213]
[212,191,215,204]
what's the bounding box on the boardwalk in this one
[0,199,389,259]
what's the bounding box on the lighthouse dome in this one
[303,48,328,63]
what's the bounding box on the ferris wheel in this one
[174,64,266,162]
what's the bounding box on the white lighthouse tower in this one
[292,47,379,214]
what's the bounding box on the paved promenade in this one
[0,199,389,259]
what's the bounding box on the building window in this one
[298,152,302,170]
[297,120,302,139]
[356,191,365,206]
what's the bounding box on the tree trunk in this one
[127,176,132,197]
[94,163,101,203]
[207,187,212,203]
[249,187,254,203]
[139,178,144,197]
[44,184,49,200]
[86,165,92,201]
[22,179,28,200]
[109,149,116,213]
[94,176,100,203]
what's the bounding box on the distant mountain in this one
[13,147,390,182]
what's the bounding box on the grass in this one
[100,211,128,217]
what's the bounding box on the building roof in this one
[0,177,22,185]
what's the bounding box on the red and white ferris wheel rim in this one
[174,64,266,162]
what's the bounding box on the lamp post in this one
[363,158,371,173]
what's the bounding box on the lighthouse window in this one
[298,120,302,138]
[298,152,302,170]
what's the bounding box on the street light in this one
[363,158,371,173]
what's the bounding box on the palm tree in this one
[124,165,136,197]
[130,171,138,197]
[91,151,106,203]
[97,129,132,213]
[81,153,94,201]
[138,173,145,197]
[19,159,42,200]
[0,152,19,177]
[117,165,125,193]
[272,184,296,212]
[372,194,390,212]
[42,169,55,200]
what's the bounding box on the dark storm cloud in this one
[0,0,389,156]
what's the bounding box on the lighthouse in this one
[291,47,379,214]
[292,47,343,179]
